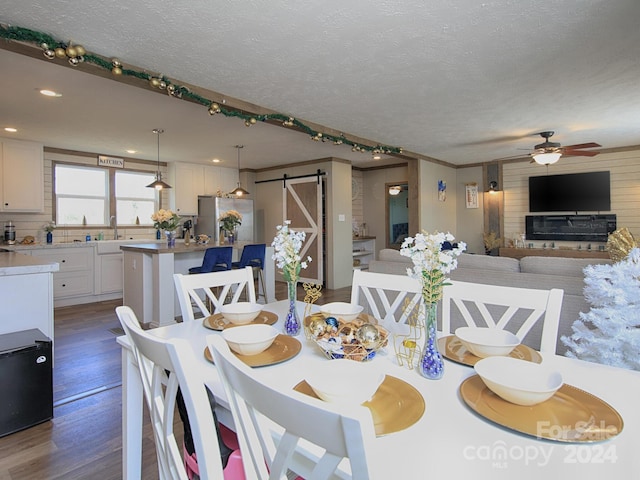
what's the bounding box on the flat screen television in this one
[529,171,611,212]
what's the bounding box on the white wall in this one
[418,160,458,234]
[503,149,640,248]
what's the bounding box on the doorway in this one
[386,183,409,249]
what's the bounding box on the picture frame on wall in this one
[465,183,478,209]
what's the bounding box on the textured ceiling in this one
[1,0,640,169]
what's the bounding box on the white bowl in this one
[219,302,264,325]
[305,359,385,405]
[474,356,563,406]
[319,302,364,322]
[222,324,279,356]
[455,327,520,358]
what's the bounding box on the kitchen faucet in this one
[110,216,118,240]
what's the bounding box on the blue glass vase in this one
[284,281,301,336]
[419,302,444,379]
[46,231,53,244]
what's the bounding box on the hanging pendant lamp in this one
[146,128,172,190]
[229,144,250,196]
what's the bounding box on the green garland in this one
[0,23,403,156]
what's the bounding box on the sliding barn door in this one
[283,177,323,284]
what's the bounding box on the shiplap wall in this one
[502,149,640,249]
[352,169,364,235]
[0,149,166,243]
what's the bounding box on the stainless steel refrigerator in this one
[195,196,254,243]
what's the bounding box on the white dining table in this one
[118,300,640,479]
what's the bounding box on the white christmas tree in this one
[562,248,640,370]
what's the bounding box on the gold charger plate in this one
[460,374,623,443]
[204,334,301,367]
[294,375,425,436]
[438,335,542,367]
[203,310,278,331]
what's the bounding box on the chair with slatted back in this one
[208,334,379,480]
[188,246,233,274]
[350,269,424,332]
[115,306,244,480]
[232,244,267,302]
[174,266,256,322]
[441,280,564,354]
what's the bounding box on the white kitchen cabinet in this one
[168,162,204,216]
[30,247,94,302]
[0,139,44,212]
[352,237,376,270]
[98,253,123,294]
[203,165,239,196]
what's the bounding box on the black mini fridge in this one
[0,329,53,437]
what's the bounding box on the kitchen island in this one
[121,242,275,328]
[0,250,59,345]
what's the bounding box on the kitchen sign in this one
[98,155,124,168]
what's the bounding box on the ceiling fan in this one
[529,131,601,165]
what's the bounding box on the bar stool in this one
[188,246,233,274]
[189,246,233,310]
[232,244,266,302]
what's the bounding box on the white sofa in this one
[368,249,612,355]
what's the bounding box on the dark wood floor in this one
[0,282,350,479]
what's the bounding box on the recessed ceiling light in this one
[373,155,381,160]
[126,150,137,154]
[4,127,17,133]
[39,89,62,97]
[212,158,221,163]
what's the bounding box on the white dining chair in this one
[207,334,379,480]
[350,269,424,331]
[115,306,244,480]
[441,280,564,354]
[174,266,257,322]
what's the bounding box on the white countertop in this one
[0,251,60,276]
[2,238,158,252]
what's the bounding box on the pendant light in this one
[146,128,172,190]
[229,144,250,196]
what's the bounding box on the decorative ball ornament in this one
[159,80,167,89]
[74,45,86,56]
[166,84,176,95]
[307,316,327,337]
[112,66,123,75]
[66,45,78,58]
[355,324,381,349]
[68,56,80,66]
[208,103,221,115]
[43,48,55,59]
[149,77,161,88]
[54,47,66,58]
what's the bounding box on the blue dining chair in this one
[232,244,266,302]
[189,246,233,274]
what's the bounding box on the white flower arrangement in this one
[271,220,312,282]
[151,209,181,231]
[43,221,56,233]
[400,231,466,303]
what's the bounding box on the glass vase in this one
[165,230,176,248]
[46,231,53,244]
[284,280,301,336]
[418,301,444,379]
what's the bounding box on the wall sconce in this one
[388,185,402,196]
[488,181,499,193]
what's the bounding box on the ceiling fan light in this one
[532,152,562,165]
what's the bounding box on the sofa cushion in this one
[520,256,612,277]
[457,253,521,273]
[378,249,413,264]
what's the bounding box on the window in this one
[115,171,156,225]
[55,165,108,225]
[54,164,157,226]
